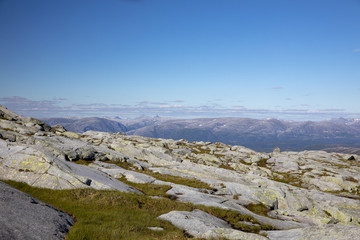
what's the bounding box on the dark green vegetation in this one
[4,180,276,240]
[218,164,234,170]
[141,169,215,190]
[119,177,172,198]
[273,172,302,188]
[4,180,190,240]
[245,203,273,218]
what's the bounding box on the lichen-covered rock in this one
[0,138,141,193]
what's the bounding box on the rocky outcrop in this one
[158,209,268,240]
[1,104,360,239]
[0,181,74,240]
[0,106,141,193]
[265,224,360,240]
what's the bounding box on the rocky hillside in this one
[43,116,360,152]
[2,105,360,239]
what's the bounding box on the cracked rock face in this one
[1,104,360,240]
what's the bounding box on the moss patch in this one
[218,164,233,170]
[142,170,215,190]
[273,172,303,188]
[118,177,172,198]
[102,160,135,170]
[245,203,271,217]
[73,159,92,166]
[257,158,269,168]
[233,194,242,200]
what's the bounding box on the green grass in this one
[233,194,242,200]
[218,164,233,170]
[141,170,215,190]
[118,177,172,198]
[3,180,192,240]
[73,159,92,165]
[3,180,276,239]
[257,158,269,168]
[272,172,302,188]
[245,203,271,217]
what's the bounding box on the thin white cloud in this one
[232,105,245,109]
[271,86,283,90]
[0,96,58,109]
[73,103,108,107]
[1,96,358,120]
[354,49,360,53]
[53,97,67,101]
[317,108,345,112]
[150,102,168,105]
[137,101,149,106]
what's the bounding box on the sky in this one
[0,0,360,120]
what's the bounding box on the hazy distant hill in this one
[42,117,360,152]
[42,117,127,133]
[124,118,360,152]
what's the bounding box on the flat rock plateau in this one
[1,104,360,239]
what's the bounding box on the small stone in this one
[147,227,164,231]
[85,179,92,186]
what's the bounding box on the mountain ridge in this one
[42,116,360,152]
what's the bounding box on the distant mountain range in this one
[42,117,127,133]
[42,116,360,153]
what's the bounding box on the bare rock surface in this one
[1,105,360,239]
[265,224,360,240]
[0,181,74,240]
[158,209,268,240]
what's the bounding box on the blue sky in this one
[0,0,359,120]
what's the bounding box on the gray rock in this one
[172,148,192,156]
[0,181,74,240]
[90,161,157,184]
[147,227,164,231]
[0,139,142,193]
[265,224,360,240]
[158,209,268,239]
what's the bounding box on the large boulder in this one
[0,181,74,240]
